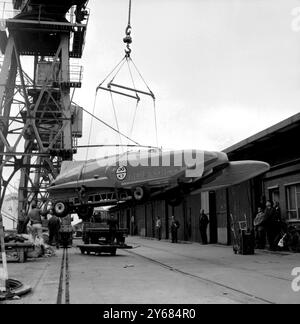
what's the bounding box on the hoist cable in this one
[128,0,132,27]
[153,99,159,148]
[126,57,139,97]
[129,100,139,141]
[85,92,98,162]
[128,57,159,147]
[108,57,127,85]
[97,56,127,89]
[129,57,155,99]
[79,105,140,146]
[124,0,133,57]
[76,144,160,149]
[94,56,134,152]
[109,91,123,147]
[126,57,140,142]
[88,0,159,155]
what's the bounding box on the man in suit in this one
[170,216,180,243]
[199,210,209,245]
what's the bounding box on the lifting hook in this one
[123,25,132,57]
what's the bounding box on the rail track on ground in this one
[124,248,275,304]
[56,248,70,304]
[134,241,292,282]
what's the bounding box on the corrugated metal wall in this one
[131,193,207,243]
[214,181,254,245]
[135,205,146,236]
[228,181,253,224]
[122,181,256,245]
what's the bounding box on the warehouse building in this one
[116,113,300,245]
[220,112,300,244]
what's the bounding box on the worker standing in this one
[170,216,180,243]
[199,210,209,245]
[17,208,29,234]
[253,207,266,249]
[155,216,162,240]
[264,201,279,251]
[130,215,135,236]
[107,213,119,244]
[28,200,43,241]
[48,210,61,249]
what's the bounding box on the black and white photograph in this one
[0,0,300,309]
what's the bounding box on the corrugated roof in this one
[224,112,300,154]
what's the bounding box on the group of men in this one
[17,201,62,248]
[254,201,283,250]
[155,215,180,243]
[154,210,210,244]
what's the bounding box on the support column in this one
[33,156,42,201]
[0,39,17,162]
[0,38,14,115]
[0,38,17,292]
[60,33,72,159]
[0,211,8,292]
[18,145,32,217]
[0,38,18,292]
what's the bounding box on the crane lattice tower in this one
[0,0,89,218]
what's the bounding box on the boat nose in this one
[204,151,229,169]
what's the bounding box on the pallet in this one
[2,243,35,263]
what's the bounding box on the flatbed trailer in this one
[82,222,128,245]
[77,243,132,256]
[79,220,132,256]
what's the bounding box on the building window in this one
[286,184,300,220]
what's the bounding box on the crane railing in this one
[0,2,89,26]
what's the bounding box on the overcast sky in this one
[73,0,300,158]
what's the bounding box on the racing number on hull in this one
[116,166,127,181]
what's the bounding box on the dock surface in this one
[1,237,299,304]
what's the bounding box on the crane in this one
[0,0,90,291]
[0,0,89,215]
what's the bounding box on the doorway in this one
[209,191,218,244]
